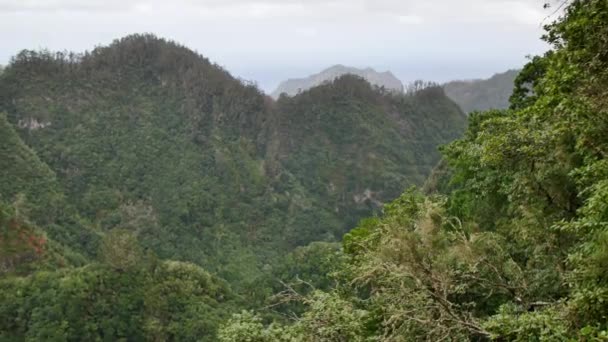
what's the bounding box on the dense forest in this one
[219,1,608,340]
[1,0,607,340]
[0,29,465,340]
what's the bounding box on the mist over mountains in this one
[272,65,518,114]
[271,64,404,98]
[443,69,519,113]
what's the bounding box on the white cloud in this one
[0,0,132,11]
[397,15,424,25]
[294,27,318,37]
[0,0,553,91]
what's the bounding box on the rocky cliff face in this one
[271,64,404,98]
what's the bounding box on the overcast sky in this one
[0,0,557,92]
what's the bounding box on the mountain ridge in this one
[0,34,465,276]
[443,69,519,113]
[271,64,404,98]
[0,34,467,339]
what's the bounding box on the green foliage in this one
[245,241,344,317]
[0,201,85,276]
[275,75,466,242]
[99,229,144,271]
[276,242,341,286]
[233,1,608,340]
[218,311,296,342]
[0,35,464,289]
[0,112,62,224]
[0,112,99,257]
[220,292,369,342]
[10,1,608,340]
[0,33,467,340]
[292,291,370,342]
[0,259,235,341]
[237,192,520,340]
[509,55,549,110]
[483,304,570,342]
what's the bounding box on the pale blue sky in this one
[0,0,557,92]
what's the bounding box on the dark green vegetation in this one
[220,1,608,340]
[444,69,519,113]
[0,34,465,339]
[5,0,605,339]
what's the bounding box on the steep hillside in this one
[271,64,404,98]
[0,113,97,258]
[0,34,466,285]
[220,1,608,340]
[443,69,519,113]
[0,35,279,283]
[0,113,61,222]
[272,75,466,243]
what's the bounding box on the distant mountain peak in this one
[271,65,404,98]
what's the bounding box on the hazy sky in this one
[0,0,557,92]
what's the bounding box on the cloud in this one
[0,0,132,12]
[397,15,424,25]
[0,0,546,22]
[294,27,318,37]
[0,0,553,91]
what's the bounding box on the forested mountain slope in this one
[273,76,465,244]
[0,113,62,225]
[0,35,465,282]
[0,34,466,339]
[0,36,274,283]
[220,1,608,340]
[443,69,519,113]
[0,113,96,265]
[0,35,465,278]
